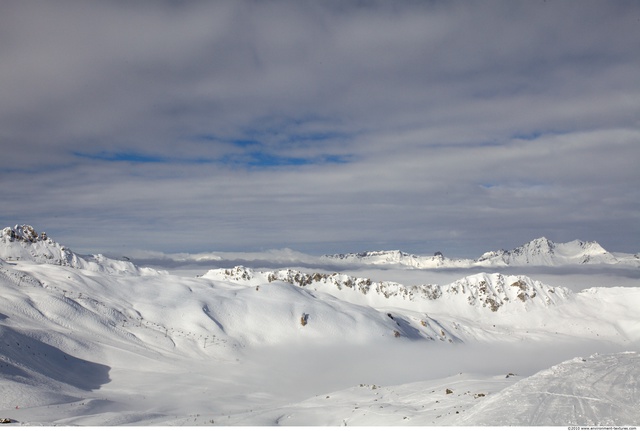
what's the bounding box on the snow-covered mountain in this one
[203,266,571,315]
[1,226,639,425]
[120,235,638,271]
[0,225,161,275]
[475,236,632,266]
[324,249,456,268]
[324,237,640,268]
[323,249,471,268]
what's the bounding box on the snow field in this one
[456,352,640,426]
[1,243,639,425]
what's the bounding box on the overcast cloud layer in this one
[1,0,639,257]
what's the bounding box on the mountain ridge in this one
[202,266,571,315]
[324,236,639,268]
[5,224,637,269]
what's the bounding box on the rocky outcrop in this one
[205,267,570,312]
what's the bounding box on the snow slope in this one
[211,352,640,427]
[212,372,526,426]
[457,352,640,426]
[1,228,639,425]
[202,266,639,346]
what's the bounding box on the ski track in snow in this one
[456,352,640,426]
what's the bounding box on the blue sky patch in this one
[73,147,351,169]
[188,123,354,168]
[511,131,544,141]
[73,150,220,165]
[479,183,497,189]
[510,130,569,141]
[73,151,168,163]
[221,151,353,168]
[246,152,310,167]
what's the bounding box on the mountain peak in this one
[0,224,160,275]
[528,236,553,246]
[477,237,615,266]
[323,249,450,268]
[324,237,636,268]
[2,224,49,243]
[512,237,556,256]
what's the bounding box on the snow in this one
[456,352,640,426]
[326,236,640,268]
[0,225,162,275]
[1,225,639,425]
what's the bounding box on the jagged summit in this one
[1,224,48,242]
[0,224,160,275]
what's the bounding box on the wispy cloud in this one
[1,0,638,256]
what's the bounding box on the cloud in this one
[243,337,630,397]
[1,0,639,256]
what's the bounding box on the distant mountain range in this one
[324,237,640,268]
[2,224,638,271]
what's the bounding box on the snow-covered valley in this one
[0,225,639,426]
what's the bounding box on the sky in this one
[1,0,639,258]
